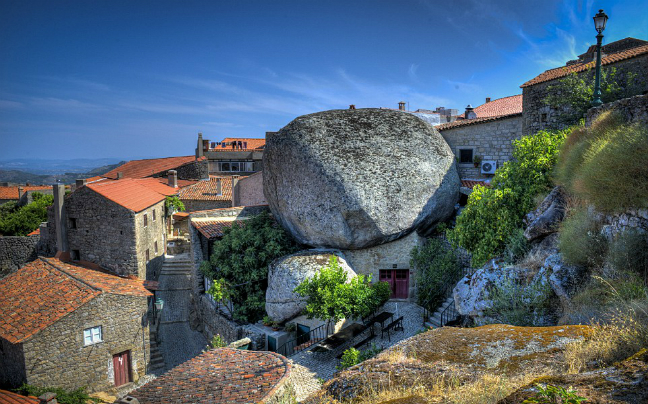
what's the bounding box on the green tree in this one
[294,256,391,331]
[201,211,298,322]
[165,195,185,215]
[447,128,569,266]
[411,238,463,310]
[0,192,53,236]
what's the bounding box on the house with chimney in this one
[94,155,208,183]
[178,172,268,212]
[0,184,53,206]
[437,94,523,179]
[195,133,266,176]
[0,257,152,392]
[521,37,648,135]
[45,173,180,280]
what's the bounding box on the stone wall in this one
[17,293,149,392]
[0,236,39,279]
[342,231,425,301]
[439,115,522,179]
[170,159,209,180]
[0,338,26,387]
[522,53,648,136]
[134,202,167,280]
[586,93,648,126]
[182,199,231,213]
[65,187,139,277]
[238,171,267,206]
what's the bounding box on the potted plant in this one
[271,321,280,331]
[262,315,273,327]
[473,155,483,168]
[285,322,296,333]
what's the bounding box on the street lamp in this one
[592,9,609,107]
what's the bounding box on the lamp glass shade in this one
[155,299,164,310]
[594,10,608,33]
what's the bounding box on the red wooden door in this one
[113,351,131,386]
[379,270,409,299]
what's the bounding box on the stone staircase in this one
[424,296,458,328]
[148,329,165,373]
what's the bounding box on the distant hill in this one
[0,158,125,175]
[0,161,125,185]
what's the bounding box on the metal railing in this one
[439,299,460,327]
[421,266,475,327]
[277,322,330,357]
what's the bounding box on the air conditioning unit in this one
[481,160,497,174]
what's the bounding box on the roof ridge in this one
[41,257,103,293]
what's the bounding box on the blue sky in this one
[1,0,647,161]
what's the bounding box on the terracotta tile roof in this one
[0,390,38,404]
[461,180,489,189]
[0,186,50,200]
[27,228,40,236]
[192,218,248,239]
[86,178,177,212]
[521,43,648,88]
[178,177,232,201]
[102,155,205,179]
[129,348,290,404]
[209,137,265,152]
[437,112,522,130]
[0,257,151,344]
[474,95,522,118]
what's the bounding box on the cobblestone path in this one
[288,301,425,402]
[156,254,207,372]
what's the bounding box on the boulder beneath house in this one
[263,108,460,250]
[524,186,567,241]
[265,250,356,323]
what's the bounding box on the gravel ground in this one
[289,301,425,402]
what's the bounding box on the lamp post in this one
[592,9,609,107]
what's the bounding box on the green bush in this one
[411,238,462,309]
[522,383,587,404]
[559,208,607,268]
[202,211,298,322]
[607,228,648,285]
[447,128,568,266]
[0,192,53,236]
[13,384,99,404]
[503,227,530,264]
[337,343,382,370]
[485,273,554,326]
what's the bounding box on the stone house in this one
[0,257,152,392]
[179,172,268,212]
[196,133,266,176]
[437,95,523,179]
[521,37,648,135]
[96,154,208,182]
[46,177,178,280]
[0,185,53,206]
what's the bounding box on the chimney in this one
[168,170,178,188]
[485,97,491,103]
[38,393,58,404]
[53,184,69,255]
[216,178,222,196]
[231,175,240,207]
[18,186,24,199]
[196,132,204,159]
[75,179,86,189]
[464,104,476,119]
[349,104,356,110]
[398,101,406,111]
[117,172,124,180]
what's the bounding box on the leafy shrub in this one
[164,195,185,214]
[411,238,462,310]
[607,228,648,285]
[522,383,587,404]
[486,274,554,326]
[337,343,382,370]
[202,211,298,322]
[13,384,99,404]
[503,228,530,264]
[208,333,227,349]
[448,128,568,266]
[558,208,607,268]
[0,192,53,236]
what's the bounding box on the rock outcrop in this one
[265,250,356,323]
[524,186,567,242]
[263,108,460,250]
[544,253,589,307]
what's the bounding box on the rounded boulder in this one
[263,108,460,249]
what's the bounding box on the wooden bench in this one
[381,316,404,342]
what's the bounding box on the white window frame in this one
[84,326,102,346]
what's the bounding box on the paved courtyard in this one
[288,301,425,402]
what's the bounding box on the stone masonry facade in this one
[586,93,648,126]
[439,115,522,179]
[0,236,39,279]
[134,201,166,280]
[5,293,149,392]
[162,159,209,181]
[237,171,267,207]
[522,53,648,136]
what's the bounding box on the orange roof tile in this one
[437,112,521,130]
[192,219,247,239]
[474,95,522,118]
[0,390,38,404]
[461,180,489,189]
[102,155,205,179]
[27,228,40,236]
[521,43,648,88]
[0,186,50,200]
[86,178,177,212]
[209,137,265,152]
[178,177,232,201]
[0,257,150,344]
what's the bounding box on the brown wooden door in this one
[113,351,131,386]
[379,270,409,299]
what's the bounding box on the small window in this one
[153,209,156,221]
[69,218,77,229]
[154,241,158,254]
[541,113,547,123]
[71,250,80,261]
[221,162,231,172]
[144,214,148,227]
[146,249,150,262]
[458,148,474,164]
[83,326,102,345]
[231,162,240,172]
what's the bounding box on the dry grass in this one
[518,249,550,272]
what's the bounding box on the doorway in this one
[379,269,409,299]
[113,350,132,386]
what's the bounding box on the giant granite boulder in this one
[265,250,356,323]
[263,108,460,249]
[524,186,567,242]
